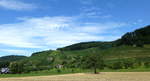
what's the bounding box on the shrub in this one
[111,61,123,69]
[144,62,150,68]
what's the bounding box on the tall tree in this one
[84,50,104,74]
[9,62,24,74]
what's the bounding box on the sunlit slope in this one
[61,45,150,60]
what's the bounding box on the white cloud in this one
[0,16,126,50]
[0,49,29,56]
[1,49,25,54]
[0,0,37,10]
[0,25,43,48]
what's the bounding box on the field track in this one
[0,72,150,81]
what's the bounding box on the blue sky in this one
[0,0,149,56]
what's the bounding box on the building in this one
[0,68,10,74]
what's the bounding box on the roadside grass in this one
[0,68,150,78]
[100,67,150,72]
[0,68,91,78]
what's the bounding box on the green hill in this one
[6,25,150,73]
[58,25,150,51]
[115,25,150,46]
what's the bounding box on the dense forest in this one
[0,55,26,68]
[115,25,150,47]
[0,25,150,74]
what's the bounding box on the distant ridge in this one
[58,25,150,51]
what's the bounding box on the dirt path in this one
[0,72,150,81]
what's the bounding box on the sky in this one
[0,0,149,56]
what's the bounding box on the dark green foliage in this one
[57,69,61,73]
[134,25,150,44]
[105,58,148,70]
[116,25,150,47]
[31,50,53,56]
[122,60,134,69]
[120,32,144,47]
[0,55,26,62]
[57,41,113,51]
[111,61,123,69]
[0,61,9,68]
[0,55,26,68]
[83,52,104,74]
[144,62,150,68]
[9,62,24,74]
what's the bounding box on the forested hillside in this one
[115,25,150,46]
[58,25,150,51]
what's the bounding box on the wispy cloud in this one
[79,0,112,18]
[0,16,126,50]
[80,6,102,18]
[0,0,37,10]
[0,49,27,55]
[80,0,95,5]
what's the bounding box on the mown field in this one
[0,72,150,81]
